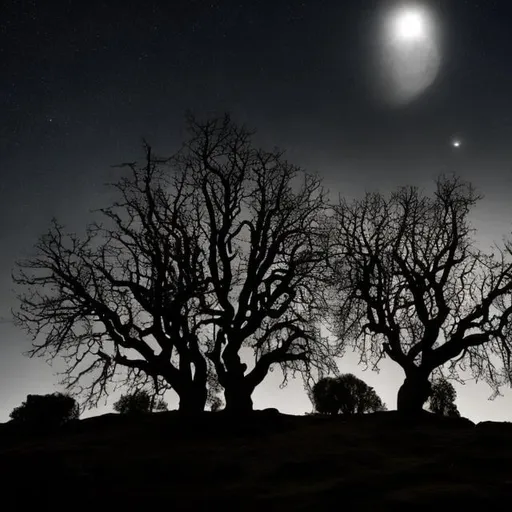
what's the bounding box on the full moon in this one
[393,10,426,41]
[368,3,442,107]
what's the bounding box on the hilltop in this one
[0,410,510,510]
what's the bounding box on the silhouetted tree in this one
[184,115,337,412]
[328,175,512,414]
[311,376,340,415]
[9,392,79,430]
[113,390,168,414]
[12,136,209,412]
[13,113,336,415]
[311,373,386,415]
[427,378,460,417]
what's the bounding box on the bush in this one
[9,392,79,431]
[311,374,387,415]
[113,390,168,415]
[427,378,460,417]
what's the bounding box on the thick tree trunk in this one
[397,372,432,414]
[178,384,208,413]
[223,382,254,414]
[175,354,209,413]
[218,346,254,414]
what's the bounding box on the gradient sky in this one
[2,0,512,423]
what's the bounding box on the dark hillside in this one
[0,410,510,510]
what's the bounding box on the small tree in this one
[427,378,460,417]
[9,392,79,430]
[113,390,168,415]
[311,373,386,415]
[311,376,340,414]
[358,380,387,414]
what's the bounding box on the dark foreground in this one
[0,410,510,510]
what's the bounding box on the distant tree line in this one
[11,113,512,417]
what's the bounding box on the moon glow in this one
[369,3,442,107]
[393,10,426,41]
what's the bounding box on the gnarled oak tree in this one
[13,114,336,414]
[328,175,512,413]
[13,141,211,412]
[180,115,336,412]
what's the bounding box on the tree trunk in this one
[178,385,207,413]
[223,382,254,414]
[397,372,432,414]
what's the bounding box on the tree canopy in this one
[13,114,336,414]
[13,114,512,417]
[328,175,512,412]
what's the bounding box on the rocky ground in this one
[0,410,510,510]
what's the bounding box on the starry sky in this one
[1,0,512,422]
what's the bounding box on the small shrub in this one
[311,374,386,415]
[311,377,340,415]
[427,378,460,417]
[9,392,79,432]
[113,390,168,415]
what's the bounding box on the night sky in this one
[2,0,512,422]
